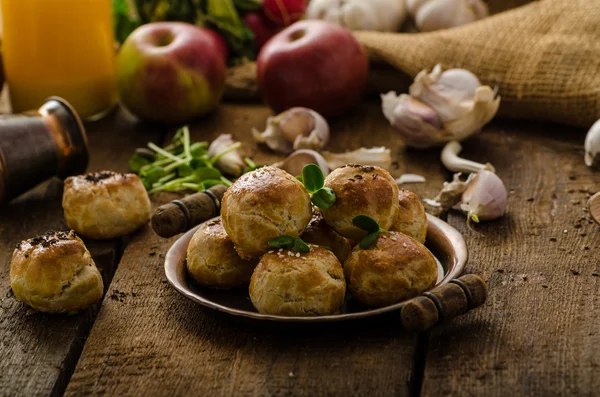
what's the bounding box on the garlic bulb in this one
[460,170,507,222]
[584,119,600,168]
[252,108,330,154]
[207,134,245,176]
[382,64,500,148]
[321,147,392,170]
[306,0,406,32]
[272,149,331,177]
[407,0,488,32]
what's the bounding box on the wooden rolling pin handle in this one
[400,274,487,333]
[151,185,227,238]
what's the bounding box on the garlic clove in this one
[411,0,488,32]
[460,170,507,222]
[425,172,474,213]
[252,108,330,155]
[443,86,500,140]
[272,149,330,177]
[382,91,451,148]
[208,134,246,177]
[396,174,426,184]
[584,119,600,168]
[441,140,495,174]
[307,0,406,32]
[321,147,392,170]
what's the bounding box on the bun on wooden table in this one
[344,231,437,307]
[62,171,151,240]
[186,218,258,289]
[221,166,312,259]
[320,164,400,241]
[10,230,103,314]
[249,246,346,316]
[390,189,427,244]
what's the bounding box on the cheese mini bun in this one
[321,164,400,241]
[344,231,437,308]
[249,246,346,316]
[186,218,258,289]
[62,171,151,240]
[390,189,427,243]
[301,210,352,263]
[221,166,312,259]
[10,231,103,314]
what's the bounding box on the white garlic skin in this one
[460,170,507,222]
[407,0,488,32]
[381,91,448,148]
[273,149,330,177]
[252,108,330,154]
[408,64,501,142]
[584,119,600,168]
[306,0,406,32]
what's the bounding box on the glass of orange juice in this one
[1,0,118,119]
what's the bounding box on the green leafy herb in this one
[352,215,388,249]
[300,164,337,209]
[268,235,311,254]
[113,0,141,43]
[233,0,263,11]
[243,158,264,174]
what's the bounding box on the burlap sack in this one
[355,0,600,128]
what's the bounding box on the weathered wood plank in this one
[0,107,162,397]
[65,103,446,397]
[420,121,600,396]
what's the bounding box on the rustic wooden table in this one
[0,101,598,397]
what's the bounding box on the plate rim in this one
[164,214,468,323]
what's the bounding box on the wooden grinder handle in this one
[401,274,487,332]
[151,185,227,238]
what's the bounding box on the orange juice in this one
[1,0,118,119]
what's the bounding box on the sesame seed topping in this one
[403,243,407,248]
[295,252,301,257]
[268,250,274,254]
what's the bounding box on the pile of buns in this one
[187,165,438,316]
[10,171,152,314]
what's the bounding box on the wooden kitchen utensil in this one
[151,184,227,237]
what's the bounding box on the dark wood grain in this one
[64,103,447,397]
[0,107,162,397]
[420,120,600,396]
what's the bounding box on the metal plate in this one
[165,214,467,322]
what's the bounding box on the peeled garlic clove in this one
[409,64,500,142]
[272,149,330,177]
[321,147,392,170]
[208,134,245,177]
[460,170,507,222]
[382,91,451,148]
[441,140,495,173]
[410,0,488,32]
[252,108,330,155]
[584,119,600,168]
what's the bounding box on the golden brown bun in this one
[10,231,104,314]
[249,245,346,316]
[344,231,437,307]
[62,171,151,240]
[301,209,352,263]
[390,189,427,244]
[321,165,400,241]
[186,218,258,289]
[221,166,312,259]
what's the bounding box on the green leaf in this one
[129,153,152,173]
[203,180,226,189]
[177,164,194,177]
[311,188,336,209]
[113,0,141,43]
[352,215,380,233]
[359,231,380,250]
[190,142,209,157]
[292,237,310,253]
[190,167,223,182]
[268,235,295,249]
[140,166,166,190]
[302,164,325,193]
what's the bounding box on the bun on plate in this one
[301,209,352,263]
[390,189,427,243]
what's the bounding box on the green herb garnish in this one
[301,164,336,209]
[352,215,388,249]
[268,235,311,254]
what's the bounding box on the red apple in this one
[201,27,228,61]
[257,20,369,118]
[263,0,306,26]
[243,12,281,50]
[116,22,226,124]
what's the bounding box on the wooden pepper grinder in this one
[151,185,227,237]
[401,274,487,332]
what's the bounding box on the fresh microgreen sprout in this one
[301,164,336,209]
[129,153,152,173]
[352,215,387,249]
[268,235,310,253]
[243,157,264,174]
